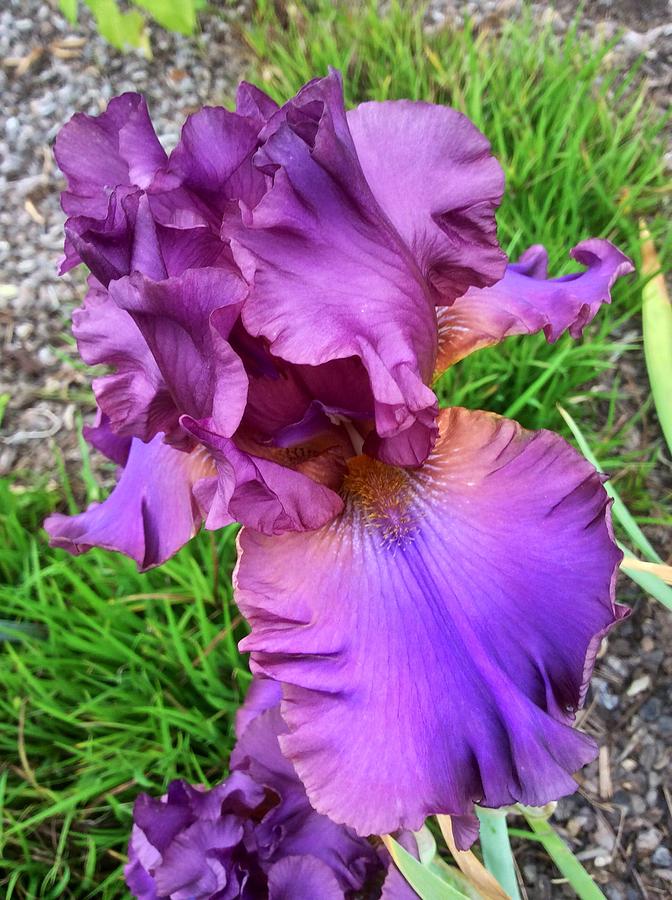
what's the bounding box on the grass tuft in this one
[0,479,245,896]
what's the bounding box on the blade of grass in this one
[503,344,573,420]
[521,812,606,900]
[557,405,662,563]
[0,620,47,642]
[641,222,672,454]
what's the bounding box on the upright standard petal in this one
[229,72,439,466]
[109,267,249,441]
[435,239,634,376]
[72,278,172,441]
[45,435,215,571]
[55,93,166,218]
[236,81,280,124]
[164,106,267,212]
[347,100,506,300]
[236,407,626,842]
[62,188,167,284]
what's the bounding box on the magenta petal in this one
[268,856,345,900]
[230,72,439,466]
[73,279,173,441]
[236,81,280,123]
[436,239,634,373]
[165,106,266,211]
[231,699,379,891]
[235,677,282,740]
[347,99,506,301]
[168,107,259,189]
[83,411,132,467]
[235,407,626,839]
[56,93,166,219]
[153,819,242,898]
[62,188,167,284]
[45,435,214,570]
[182,416,343,534]
[110,267,248,439]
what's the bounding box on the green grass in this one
[1,1,670,896]
[0,480,245,896]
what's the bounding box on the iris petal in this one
[73,278,172,441]
[235,406,626,842]
[435,239,634,376]
[109,267,249,441]
[236,81,281,124]
[45,435,214,571]
[347,99,506,300]
[162,106,267,212]
[55,92,166,218]
[232,702,379,890]
[228,71,439,466]
[268,856,344,900]
[182,416,343,534]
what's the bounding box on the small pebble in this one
[626,674,651,696]
[652,846,672,867]
[594,676,620,710]
[658,715,672,737]
[636,826,663,854]
[37,346,56,367]
[641,697,663,722]
[522,863,537,883]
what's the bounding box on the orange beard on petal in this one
[342,454,418,547]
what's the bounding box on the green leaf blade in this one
[59,0,78,23]
[477,810,521,899]
[641,226,672,456]
[383,835,472,900]
[522,812,606,900]
[557,405,662,564]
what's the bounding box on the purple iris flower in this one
[125,678,414,899]
[46,71,633,846]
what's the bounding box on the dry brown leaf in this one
[437,815,511,900]
[5,46,43,76]
[598,744,613,800]
[54,35,87,48]
[24,199,45,225]
[51,47,82,59]
[620,556,672,584]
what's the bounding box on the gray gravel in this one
[0,0,248,482]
